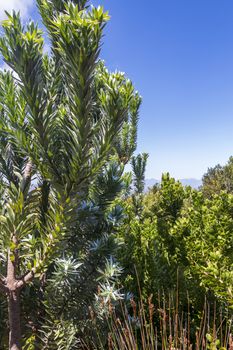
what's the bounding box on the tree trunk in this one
[7,248,22,350]
[8,290,21,350]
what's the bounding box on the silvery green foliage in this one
[0,0,140,347]
[39,161,128,348]
[95,256,124,315]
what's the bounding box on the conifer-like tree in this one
[0,1,141,349]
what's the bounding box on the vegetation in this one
[0,0,232,349]
[0,0,139,348]
[202,157,233,197]
[105,294,233,350]
[119,169,233,307]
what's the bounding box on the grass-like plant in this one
[105,296,233,350]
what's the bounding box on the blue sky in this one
[1,0,233,179]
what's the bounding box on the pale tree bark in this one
[6,159,34,350]
[8,289,21,350]
[21,159,33,195]
[0,249,37,350]
[7,250,22,350]
[5,261,35,350]
[0,160,49,349]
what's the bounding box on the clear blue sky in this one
[1,0,233,179]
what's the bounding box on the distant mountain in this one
[145,178,202,191]
[145,178,160,189]
[179,178,202,189]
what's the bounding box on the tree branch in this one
[16,269,35,290]
[21,158,33,195]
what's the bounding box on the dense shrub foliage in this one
[119,169,233,309]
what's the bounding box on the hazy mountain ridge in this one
[145,178,202,190]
